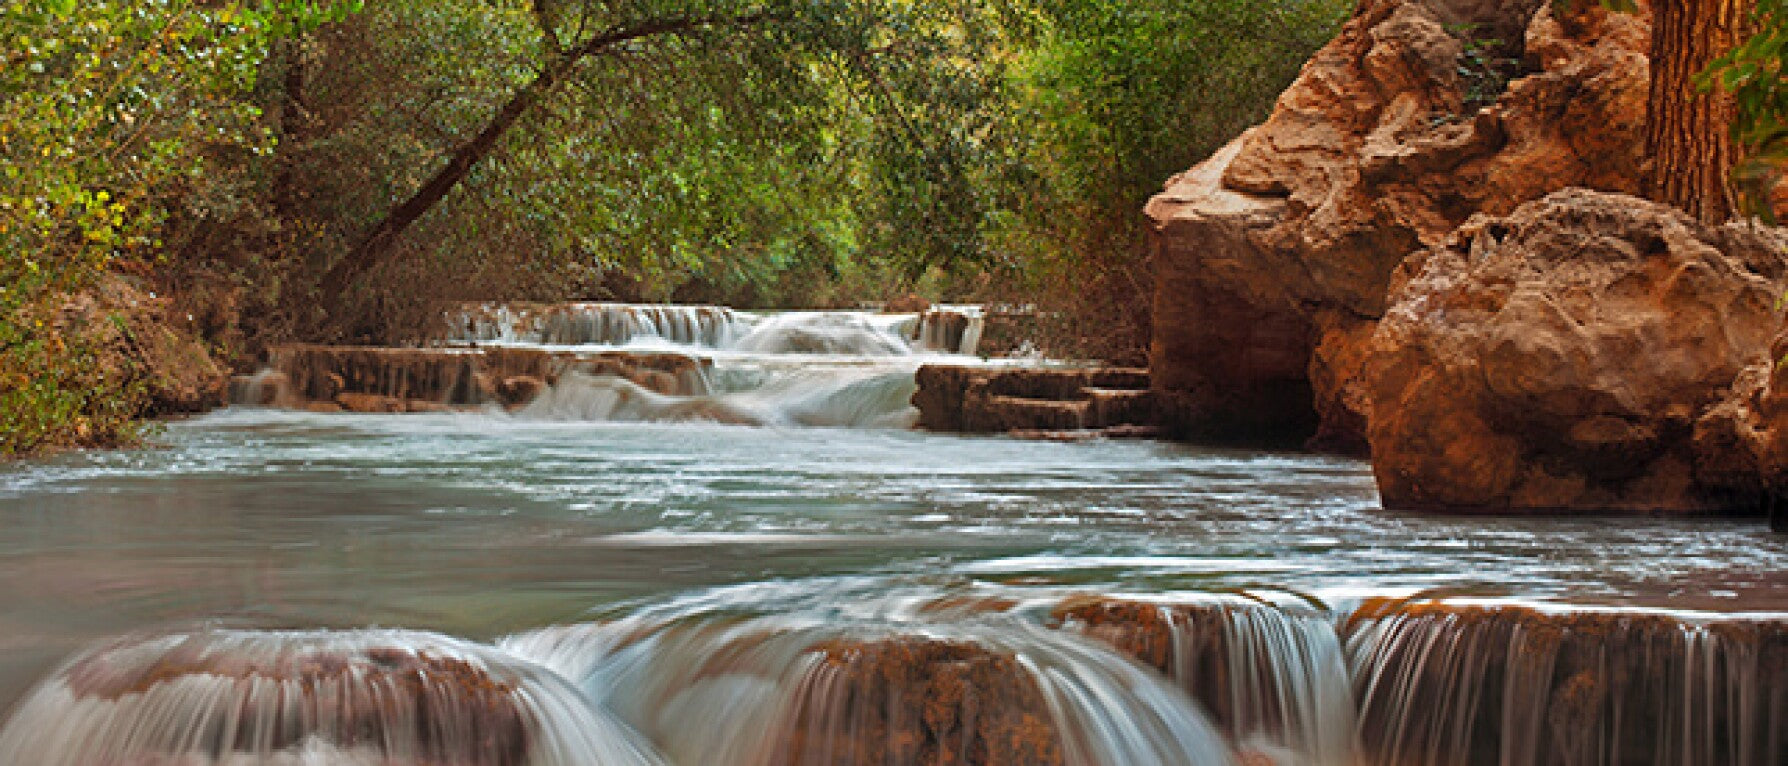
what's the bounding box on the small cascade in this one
[233,302,1007,427]
[6,588,1784,765]
[0,629,664,766]
[515,365,920,428]
[1053,597,1355,765]
[450,302,979,358]
[1345,599,1788,766]
[498,583,1239,766]
[914,306,986,356]
[454,303,755,347]
[730,312,916,357]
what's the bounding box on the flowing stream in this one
[1,304,1783,765]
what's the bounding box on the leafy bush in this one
[0,0,356,455]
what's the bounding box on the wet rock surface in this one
[1147,0,1649,448]
[240,344,711,411]
[1364,190,1788,513]
[1049,597,1353,762]
[913,366,1153,435]
[778,638,1066,766]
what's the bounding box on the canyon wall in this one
[1147,0,1650,451]
[1148,0,1788,514]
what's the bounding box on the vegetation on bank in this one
[3,0,1783,456]
[1,0,1348,455]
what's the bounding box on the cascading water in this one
[1345,598,1786,766]
[497,581,1239,766]
[237,303,994,428]
[448,302,982,357]
[0,629,663,766]
[8,301,1785,765]
[1052,596,1355,765]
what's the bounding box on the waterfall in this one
[0,629,664,766]
[729,313,915,357]
[500,614,1237,766]
[1054,597,1355,765]
[913,306,986,356]
[450,302,984,358]
[237,303,993,426]
[1345,599,1787,766]
[454,304,756,348]
[4,591,1784,765]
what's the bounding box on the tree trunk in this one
[317,14,772,298]
[1644,0,1748,223]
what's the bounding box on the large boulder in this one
[1364,189,1788,512]
[1695,328,1788,528]
[1146,0,1649,449]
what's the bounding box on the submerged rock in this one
[1364,189,1788,513]
[1146,0,1650,448]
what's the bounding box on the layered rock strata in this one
[913,366,1154,436]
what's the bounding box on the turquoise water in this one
[4,407,1783,714]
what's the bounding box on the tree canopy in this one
[1,0,1346,453]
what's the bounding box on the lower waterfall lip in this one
[12,585,1779,765]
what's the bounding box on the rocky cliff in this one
[1146,0,1649,451]
[1148,0,1788,516]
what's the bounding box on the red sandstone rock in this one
[1364,189,1788,512]
[1147,0,1649,448]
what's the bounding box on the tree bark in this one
[1644,0,1748,223]
[317,14,771,297]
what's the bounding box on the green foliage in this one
[1447,24,1523,116]
[2,0,1348,449]
[982,0,1348,361]
[1699,0,1787,221]
[0,0,355,455]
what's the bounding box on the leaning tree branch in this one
[317,11,777,298]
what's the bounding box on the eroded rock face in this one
[1146,0,1649,447]
[1695,328,1788,526]
[1365,189,1788,512]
